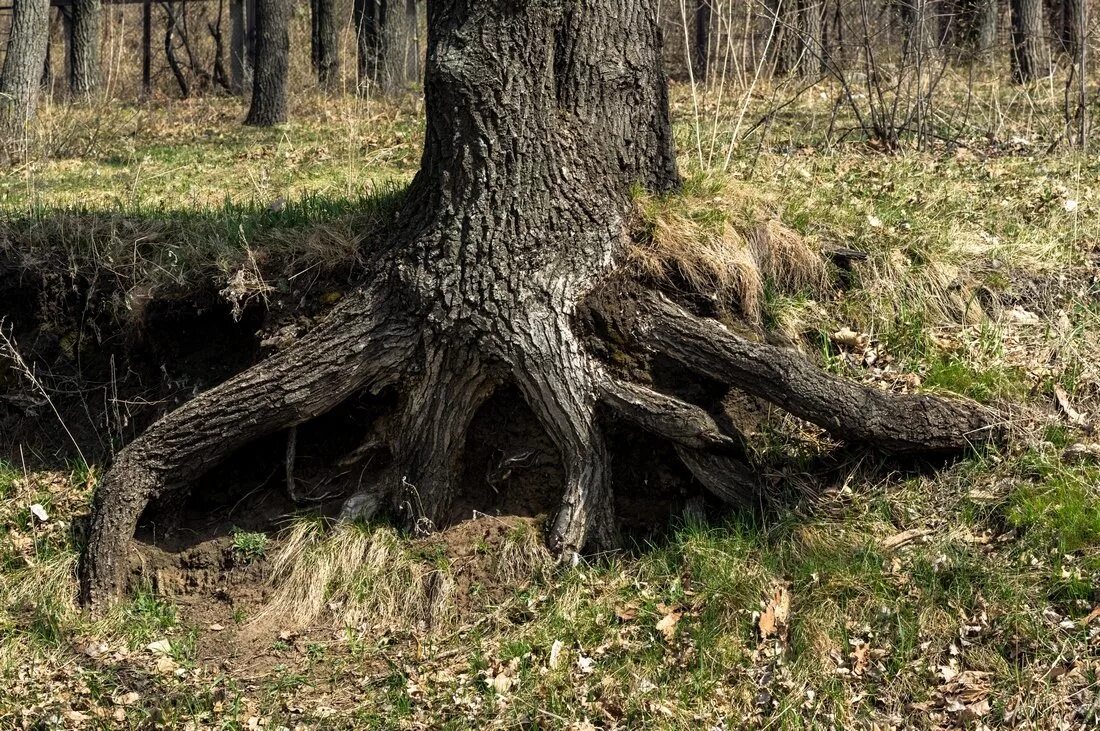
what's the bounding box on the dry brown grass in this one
[630,172,826,323]
[260,516,552,635]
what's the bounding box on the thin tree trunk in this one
[693,0,712,80]
[0,0,50,155]
[41,9,56,89]
[773,0,800,74]
[1011,0,1047,81]
[353,0,384,91]
[975,0,998,52]
[164,1,189,98]
[800,0,824,73]
[245,0,290,125]
[1056,0,1083,55]
[141,0,152,95]
[229,0,249,94]
[69,0,101,95]
[311,0,339,86]
[384,0,418,88]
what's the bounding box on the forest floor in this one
[2,78,1100,729]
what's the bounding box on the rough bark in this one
[245,0,289,125]
[80,0,996,608]
[80,284,417,606]
[627,292,999,453]
[310,0,339,86]
[775,0,825,75]
[69,0,101,95]
[974,0,998,52]
[1011,0,1047,82]
[0,0,50,156]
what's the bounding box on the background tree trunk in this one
[0,0,50,155]
[1055,0,1083,55]
[775,0,825,75]
[384,0,418,88]
[69,0,102,95]
[1010,0,1047,81]
[229,0,249,94]
[693,0,712,80]
[245,0,289,125]
[310,0,339,86]
[800,0,825,74]
[773,0,801,74]
[354,0,385,91]
[974,0,998,52]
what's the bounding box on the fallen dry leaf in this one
[1054,384,1087,426]
[655,610,682,641]
[759,585,790,640]
[881,527,933,550]
[548,639,564,669]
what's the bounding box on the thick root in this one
[513,314,616,558]
[79,285,417,607]
[627,291,1001,454]
[599,377,741,450]
[383,345,496,531]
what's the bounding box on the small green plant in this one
[124,588,178,645]
[231,529,269,562]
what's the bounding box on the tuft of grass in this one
[631,172,826,323]
[262,517,552,635]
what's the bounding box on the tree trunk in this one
[1055,0,1082,55]
[974,0,998,53]
[800,0,825,74]
[775,0,825,75]
[1011,0,1047,81]
[69,0,101,95]
[245,0,289,125]
[310,0,339,86]
[0,0,50,156]
[354,0,419,91]
[79,0,996,608]
[229,0,249,94]
[693,0,712,81]
[353,0,384,91]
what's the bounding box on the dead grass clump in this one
[261,516,552,635]
[631,173,826,323]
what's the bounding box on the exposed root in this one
[674,446,759,505]
[79,284,417,606]
[599,377,740,450]
[628,290,1001,454]
[387,345,497,531]
[513,314,616,558]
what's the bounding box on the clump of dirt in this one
[417,515,550,615]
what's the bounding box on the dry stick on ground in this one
[78,0,999,608]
